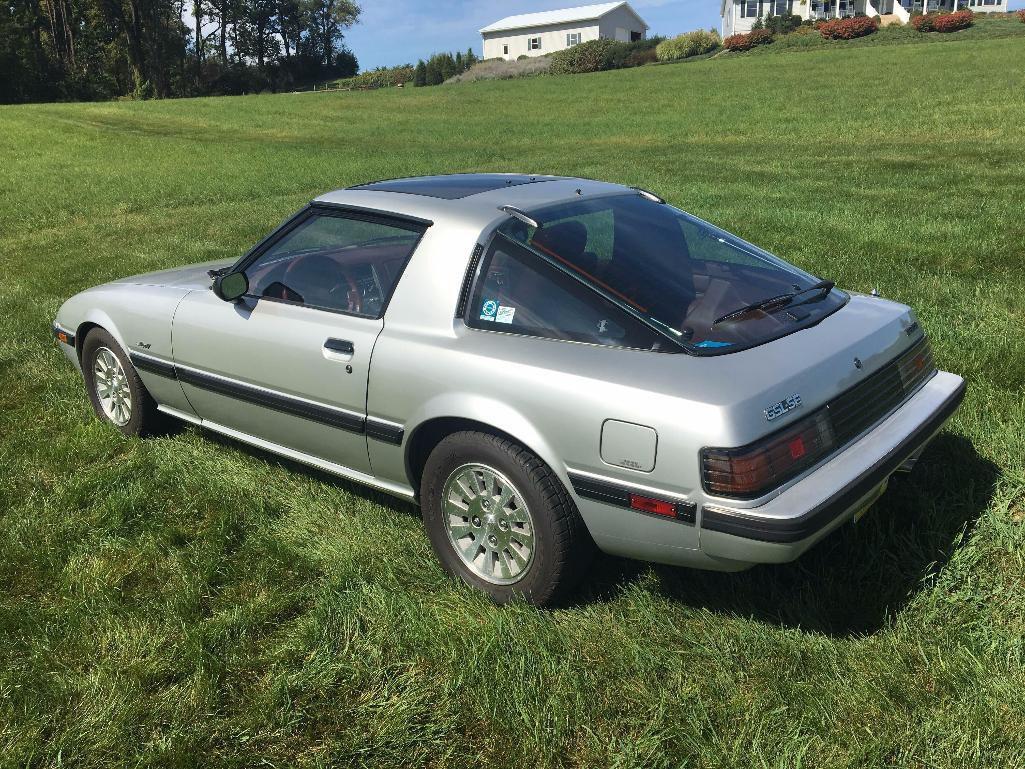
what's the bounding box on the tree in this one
[334,45,356,76]
[305,0,358,67]
[413,59,426,86]
[424,55,441,85]
[0,0,359,102]
[238,0,279,67]
[275,0,302,59]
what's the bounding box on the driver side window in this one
[245,210,425,318]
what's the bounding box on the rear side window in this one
[465,235,662,350]
[244,211,425,318]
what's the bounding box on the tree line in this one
[0,0,361,103]
[412,50,478,87]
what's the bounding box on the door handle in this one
[323,338,356,356]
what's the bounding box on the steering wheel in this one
[343,271,362,315]
[282,255,363,314]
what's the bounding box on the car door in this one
[171,205,428,474]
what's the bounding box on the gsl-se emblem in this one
[764,393,802,422]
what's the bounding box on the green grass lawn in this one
[2,34,1025,768]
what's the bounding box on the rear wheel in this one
[82,329,167,437]
[421,431,592,606]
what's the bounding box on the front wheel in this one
[421,431,592,606]
[81,329,168,437]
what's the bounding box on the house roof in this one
[479,2,648,34]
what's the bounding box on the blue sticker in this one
[480,298,498,321]
[695,340,733,348]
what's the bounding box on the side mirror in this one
[212,271,248,302]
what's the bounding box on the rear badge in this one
[764,394,802,422]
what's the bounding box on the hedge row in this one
[723,29,774,51]
[548,37,662,75]
[655,29,720,61]
[335,64,414,90]
[912,9,974,32]
[817,16,879,39]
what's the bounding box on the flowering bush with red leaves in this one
[910,13,932,30]
[1018,8,1025,22]
[933,9,973,31]
[817,16,879,40]
[723,29,774,51]
[913,10,973,32]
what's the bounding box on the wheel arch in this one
[74,309,130,362]
[403,404,567,505]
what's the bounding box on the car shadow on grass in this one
[575,433,999,637]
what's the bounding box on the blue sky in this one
[346,0,720,70]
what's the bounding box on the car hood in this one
[109,259,234,291]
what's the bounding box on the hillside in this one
[1,35,1024,768]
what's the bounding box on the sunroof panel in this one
[349,174,553,200]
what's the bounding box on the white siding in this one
[596,5,647,41]
[482,21,601,60]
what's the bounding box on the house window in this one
[631,30,642,41]
[566,32,581,46]
[773,0,792,13]
[528,36,542,50]
[741,0,758,16]
[503,44,509,55]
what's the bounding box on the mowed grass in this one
[2,35,1025,768]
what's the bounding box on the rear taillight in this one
[701,412,835,499]
[897,341,934,391]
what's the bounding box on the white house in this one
[721,0,1008,36]
[480,2,649,61]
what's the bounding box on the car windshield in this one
[500,193,847,354]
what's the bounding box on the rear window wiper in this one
[712,279,835,326]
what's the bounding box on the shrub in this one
[933,9,973,31]
[762,13,803,35]
[1018,9,1025,22]
[445,57,552,84]
[817,16,879,39]
[605,37,662,69]
[723,30,774,51]
[336,64,414,90]
[548,38,620,74]
[910,13,933,30]
[655,29,721,61]
[912,10,972,32]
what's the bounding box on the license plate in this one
[853,479,889,522]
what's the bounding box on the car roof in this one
[347,173,560,200]
[314,174,633,230]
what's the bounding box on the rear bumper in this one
[698,370,966,566]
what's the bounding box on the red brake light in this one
[788,436,806,460]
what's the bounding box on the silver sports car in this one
[54,174,966,605]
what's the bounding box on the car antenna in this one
[498,205,539,229]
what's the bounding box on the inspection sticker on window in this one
[480,299,498,321]
[495,306,516,324]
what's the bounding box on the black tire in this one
[421,431,593,606]
[81,328,168,437]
